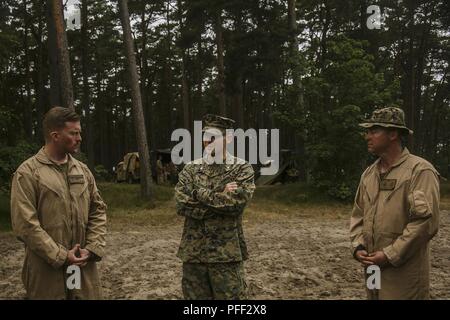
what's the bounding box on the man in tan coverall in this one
[350,106,440,300]
[10,107,107,299]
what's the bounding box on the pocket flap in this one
[408,190,431,219]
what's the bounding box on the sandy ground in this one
[0,209,449,300]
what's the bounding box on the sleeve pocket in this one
[408,190,432,220]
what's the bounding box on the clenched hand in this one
[223,182,238,193]
[67,244,90,267]
[356,249,388,267]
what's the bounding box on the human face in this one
[203,129,224,157]
[364,126,394,155]
[52,121,82,154]
[202,128,234,160]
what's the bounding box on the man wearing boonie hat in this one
[175,114,255,299]
[349,106,440,299]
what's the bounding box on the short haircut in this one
[385,127,409,147]
[43,106,80,141]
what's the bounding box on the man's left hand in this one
[364,251,389,267]
[78,248,91,267]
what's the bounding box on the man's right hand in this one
[355,249,373,267]
[223,182,238,193]
[66,244,89,266]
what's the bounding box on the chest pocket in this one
[385,178,409,202]
[68,173,90,224]
[381,178,410,234]
[68,174,87,194]
[193,168,223,190]
[408,190,431,220]
[36,168,68,228]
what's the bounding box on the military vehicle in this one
[116,152,140,183]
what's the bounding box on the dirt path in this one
[1,210,449,299]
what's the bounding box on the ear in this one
[49,131,59,141]
[225,132,234,144]
[388,129,399,141]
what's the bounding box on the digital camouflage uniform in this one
[175,114,255,300]
[350,107,440,299]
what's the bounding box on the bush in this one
[94,165,112,182]
[306,105,367,201]
[73,151,88,164]
[0,141,40,194]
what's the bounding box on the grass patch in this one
[99,182,338,211]
[253,182,344,205]
[102,182,352,229]
[1,181,449,233]
[247,184,351,222]
[98,182,179,230]
[98,182,174,209]
[99,181,450,227]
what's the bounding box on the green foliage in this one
[72,151,88,164]
[0,139,37,229]
[306,105,367,201]
[0,107,20,143]
[94,165,112,182]
[0,0,449,206]
[0,141,39,193]
[296,36,389,200]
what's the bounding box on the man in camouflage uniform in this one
[350,106,440,299]
[175,114,255,300]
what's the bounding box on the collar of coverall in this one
[36,146,77,170]
[373,147,411,172]
[203,150,235,165]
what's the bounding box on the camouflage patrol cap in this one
[359,107,413,135]
[202,114,235,132]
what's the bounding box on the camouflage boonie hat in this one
[359,107,413,135]
[202,114,235,133]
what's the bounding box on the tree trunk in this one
[34,0,46,143]
[288,0,306,181]
[81,0,94,168]
[166,0,176,139]
[138,3,156,157]
[22,0,33,140]
[47,0,74,109]
[232,74,244,129]
[402,36,415,151]
[46,0,61,107]
[96,71,107,167]
[230,14,244,129]
[177,0,191,132]
[402,4,417,151]
[181,56,190,131]
[119,0,153,200]
[215,10,226,116]
[413,9,433,155]
[195,41,203,117]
